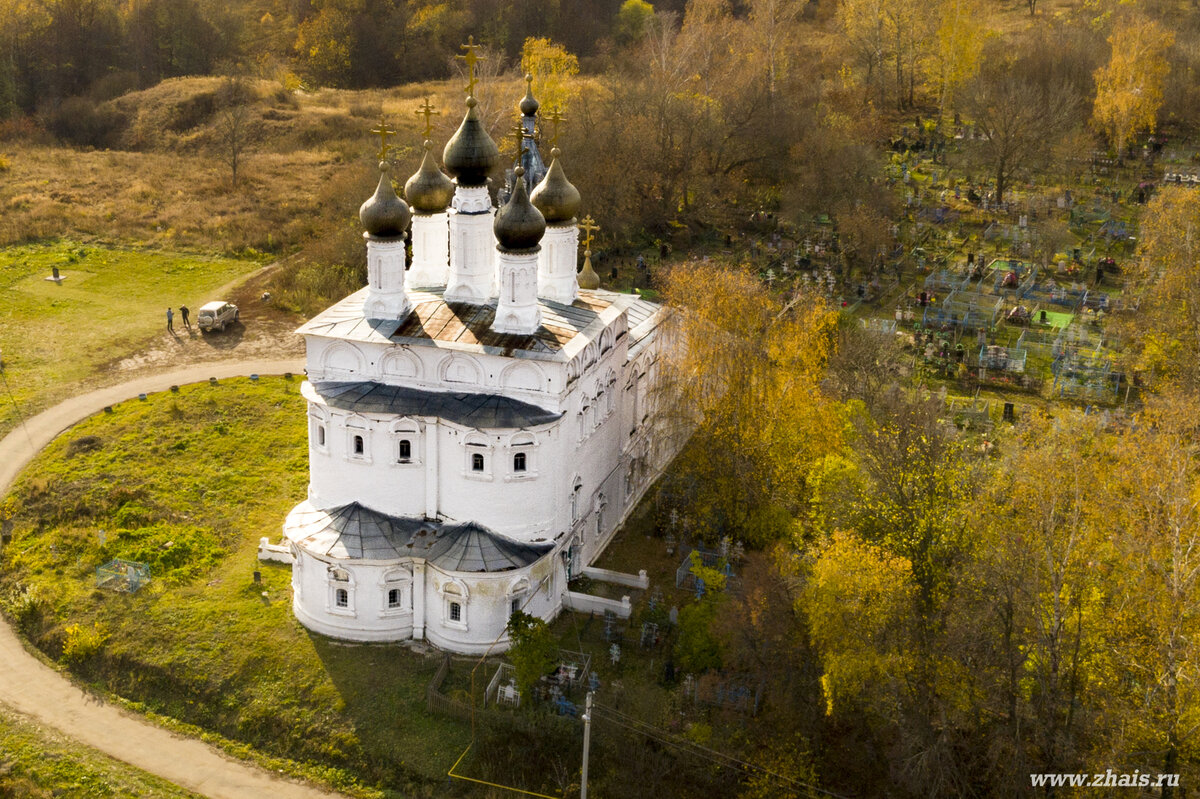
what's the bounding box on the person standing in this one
[179,304,191,330]
[166,307,174,334]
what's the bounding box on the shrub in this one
[0,584,47,638]
[0,153,9,172]
[60,621,109,666]
[41,97,128,148]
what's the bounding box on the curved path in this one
[0,358,353,799]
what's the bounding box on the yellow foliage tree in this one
[1095,396,1200,791]
[520,36,579,113]
[1122,186,1200,391]
[1092,16,1173,157]
[657,261,840,545]
[927,0,986,121]
[802,529,916,716]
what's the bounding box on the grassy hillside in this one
[0,242,265,437]
[0,377,470,797]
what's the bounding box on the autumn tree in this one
[1096,397,1200,796]
[1120,187,1200,391]
[964,53,1079,203]
[1092,16,1173,158]
[520,36,579,112]
[926,0,986,122]
[962,412,1108,783]
[614,0,655,45]
[656,261,840,545]
[505,610,558,697]
[214,73,257,188]
[745,0,808,97]
[837,0,889,105]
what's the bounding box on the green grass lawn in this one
[0,377,469,797]
[0,706,202,798]
[0,241,260,438]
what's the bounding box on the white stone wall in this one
[408,213,449,288]
[304,337,566,411]
[290,549,416,642]
[537,224,579,304]
[421,555,561,654]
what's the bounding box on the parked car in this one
[197,301,239,332]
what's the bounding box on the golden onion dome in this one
[530,148,581,226]
[442,96,499,187]
[577,252,600,289]
[405,140,455,214]
[359,162,411,238]
[494,167,546,252]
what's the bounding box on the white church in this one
[278,73,674,654]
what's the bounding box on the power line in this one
[591,703,853,799]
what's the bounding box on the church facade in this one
[280,73,672,653]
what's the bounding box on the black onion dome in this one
[443,97,499,187]
[359,162,411,237]
[494,168,546,251]
[530,149,581,225]
[520,74,539,116]
[405,141,455,214]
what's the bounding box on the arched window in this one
[398,439,412,461]
[388,588,403,608]
[328,567,354,614]
[513,452,526,472]
[318,425,326,447]
[353,435,364,455]
[571,477,583,522]
[472,452,485,471]
[442,581,468,628]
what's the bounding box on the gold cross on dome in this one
[415,98,440,140]
[370,115,396,161]
[457,36,485,97]
[579,214,600,251]
[510,120,529,162]
[546,106,566,148]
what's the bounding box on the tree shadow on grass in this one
[304,630,471,793]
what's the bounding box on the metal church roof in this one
[309,381,562,428]
[285,501,552,572]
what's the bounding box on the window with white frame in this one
[570,476,583,522]
[508,576,531,619]
[382,568,411,614]
[392,419,421,466]
[442,581,468,629]
[309,409,329,451]
[345,417,370,462]
[328,567,354,615]
[463,434,492,479]
[508,433,536,479]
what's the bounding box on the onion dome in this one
[443,96,499,187]
[578,252,600,289]
[494,167,546,251]
[531,148,581,225]
[405,140,455,214]
[519,74,539,116]
[359,162,411,238]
